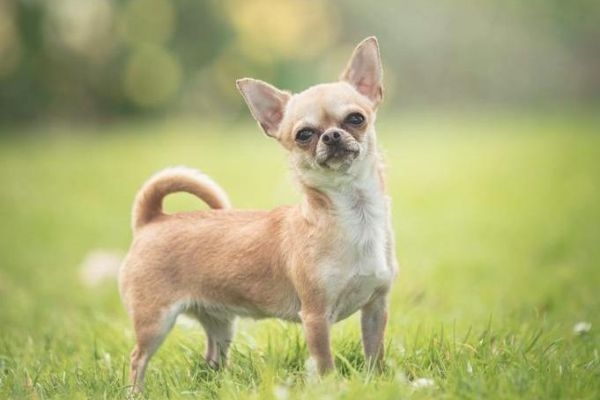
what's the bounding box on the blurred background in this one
[1,1,600,397]
[0,0,598,125]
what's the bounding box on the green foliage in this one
[0,112,599,398]
[0,0,599,122]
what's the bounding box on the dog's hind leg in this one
[129,303,182,392]
[195,311,235,369]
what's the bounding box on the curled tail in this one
[131,166,231,231]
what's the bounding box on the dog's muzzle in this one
[315,134,360,169]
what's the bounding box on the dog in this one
[119,36,398,391]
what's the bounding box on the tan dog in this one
[119,37,398,391]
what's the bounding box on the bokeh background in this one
[1,1,599,398]
[0,0,598,123]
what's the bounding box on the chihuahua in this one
[119,37,398,390]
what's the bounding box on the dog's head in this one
[237,37,383,186]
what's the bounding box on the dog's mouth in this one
[327,147,359,161]
[316,144,361,169]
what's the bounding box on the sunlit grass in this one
[0,111,599,399]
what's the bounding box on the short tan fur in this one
[119,37,398,392]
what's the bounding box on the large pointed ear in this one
[236,78,291,138]
[340,37,383,106]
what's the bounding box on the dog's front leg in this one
[300,311,334,375]
[361,293,388,370]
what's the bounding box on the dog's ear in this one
[340,36,383,107]
[236,78,291,138]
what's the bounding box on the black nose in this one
[322,131,341,145]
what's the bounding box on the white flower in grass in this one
[410,377,435,389]
[273,384,289,400]
[573,321,592,335]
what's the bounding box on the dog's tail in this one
[131,166,231,232]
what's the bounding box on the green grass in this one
[1,112,599,399]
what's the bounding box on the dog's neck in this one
[298,152,387,228]
[298,152,389,278]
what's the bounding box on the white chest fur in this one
[320,176,394,322]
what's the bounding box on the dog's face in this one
[237,37,383,184]
[277,82,375,173]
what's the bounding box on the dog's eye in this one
[345,113,365,125]
[295,128,315,143]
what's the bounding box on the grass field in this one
[1,111,599,399]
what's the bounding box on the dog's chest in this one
[325,261,391,322]
[320,187,392,322]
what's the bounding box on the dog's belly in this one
[192,298,302,323]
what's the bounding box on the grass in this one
[0,111,599,399]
